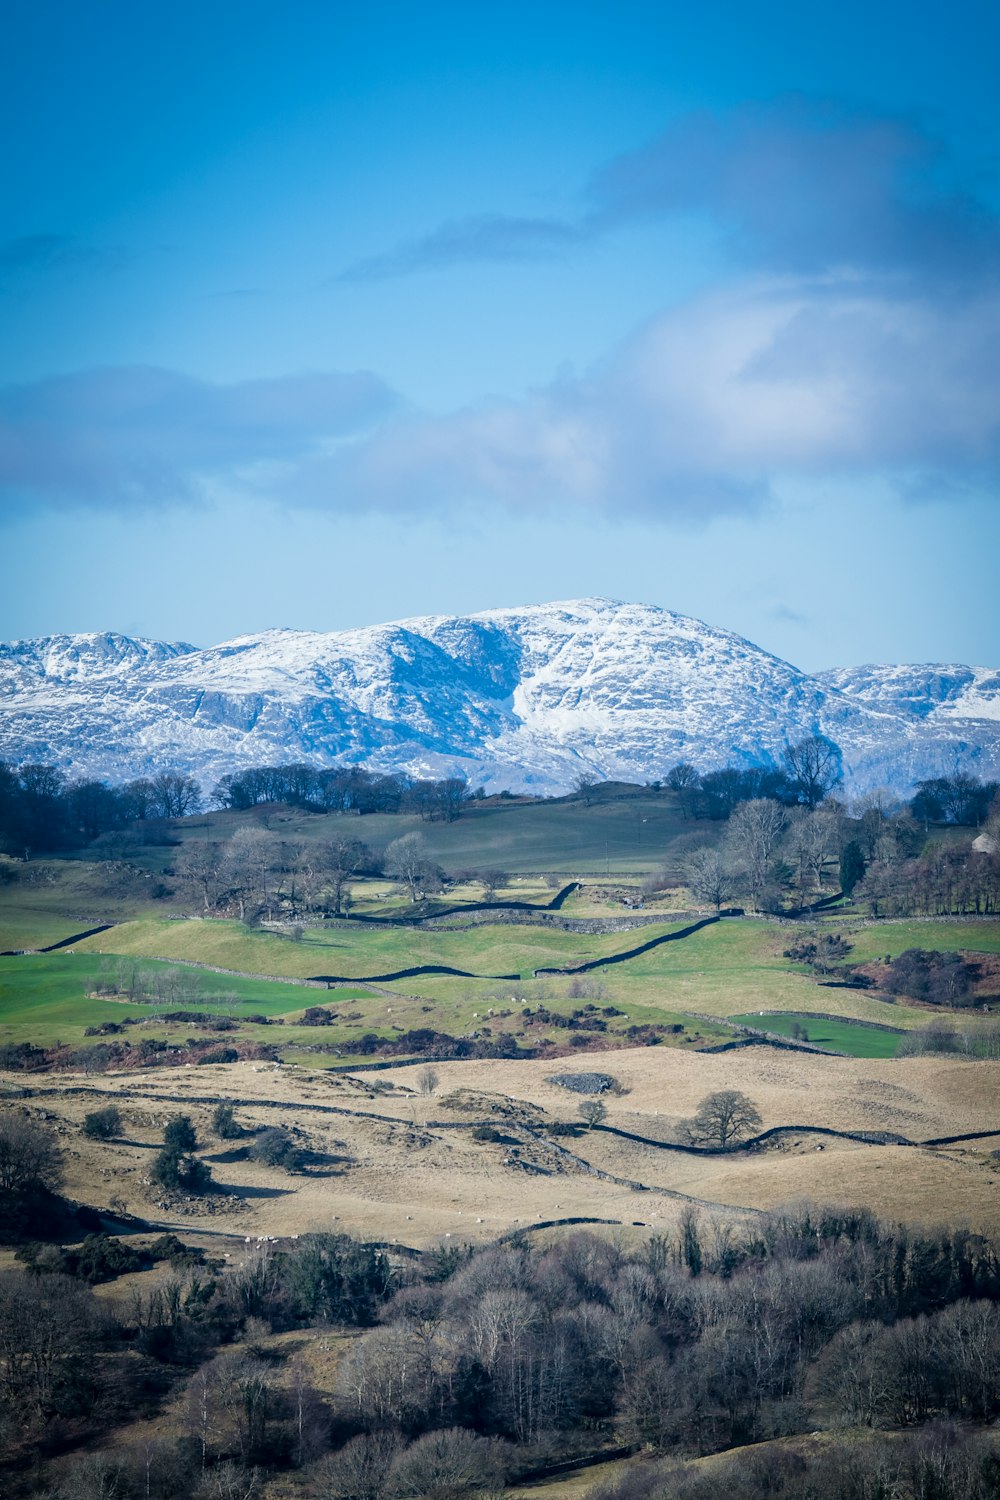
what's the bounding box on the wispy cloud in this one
[338,213,588,282]
[339,96,1000,285]
[2,272,998,522]
[0,233,126,283]
[276,276,1000,519]
[0,366,398,512]
[3,98,998,525]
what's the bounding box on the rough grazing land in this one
[10,1045,1000,1249]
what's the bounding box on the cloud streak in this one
[338,213,589,282]
[0,233,126,283]
[281,275,1000,517]
[0,367,398,511]
[340,97,1000,285]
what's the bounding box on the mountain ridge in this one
[0,599,997,796]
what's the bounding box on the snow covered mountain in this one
[0,600,997,796]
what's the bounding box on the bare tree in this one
[149,772,201,819]
[785,807,841,893]
[685,847,736,910]
[388,1427,510,1498]
[782,735,843,808]
[666,761,701,819]
[384,832,440,903]
[0,1110,64,1194]
[726,799,786,910]
[176,841,227,912]
[416,1065,440,1096]
[479,869,509,903]
[221,827,275,922]
[321,835,370,917]
[687,1090,762,1149]
[319,1431,402,1500]
[579,1099,607,1129]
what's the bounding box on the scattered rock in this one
[547,1072,617,1095]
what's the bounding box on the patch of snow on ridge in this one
[0,600,997,795]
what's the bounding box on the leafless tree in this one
[685,847,736,910]
[149,772,201,819]
[417,1065,440,1096]
[0,1110,64,1193]
[666,761,702,818]
[579,1099,607,1129]
[726,799,786,910]
[321,835,370,917]
[388,1427,510,1498]
[479,869,509,903]
[782,735,843,808]
[0,1273,101,1420]
[318,1431,402,1500]
[221,827,276,922]
[687,1090,762,1149]
[384,832,441,903]
[175,842,226,912]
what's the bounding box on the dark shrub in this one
[82,1105,122,1140]
[249,1127,305,1171]
[212,1101,241,1139]
[163,1116,197,1152]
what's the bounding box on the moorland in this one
[1,761,999,1498]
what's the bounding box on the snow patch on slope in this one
[0,600,997,796]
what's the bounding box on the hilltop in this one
[1,598,998,793]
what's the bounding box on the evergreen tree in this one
[839,840,866,895]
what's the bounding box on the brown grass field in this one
[9,1042,999,1252]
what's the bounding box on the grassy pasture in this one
[0,952,374,1048]
[729,1010,903,1058]
[0,858,176,950]
[162,788,701,875]
[71,915,697,982]
[0,912,929,1056]
[841,920,1000,961]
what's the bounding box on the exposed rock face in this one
[0,599,997,794]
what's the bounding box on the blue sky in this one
[1,0,998,669]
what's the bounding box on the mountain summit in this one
[0,600,997,794]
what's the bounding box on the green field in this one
[729,1010,904,1058]
[0,952,377,1047]
[71,915,699,982]
[0,948,737,1057]
[67,915,932,1030]
[841,921,1000,961]
[173,789,696,876]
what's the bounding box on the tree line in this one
[0,759,483,857]
[671,775,1000,917]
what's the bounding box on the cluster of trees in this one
[6,1107,1000,1496]
[210,763,477,821]
[679,799,845,912]
[882,949,981,1008]
[0,762,200,853]
[175,827,450,920]
[911,773,1000,828]
[594,1425,1000,1500]
[3,1120,1000,1500]
[674,776,1000,917]
[664,736,844,820]
[857,837,1000,918]
[0,757,482,859]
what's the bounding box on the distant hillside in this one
[0,599,997,794]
